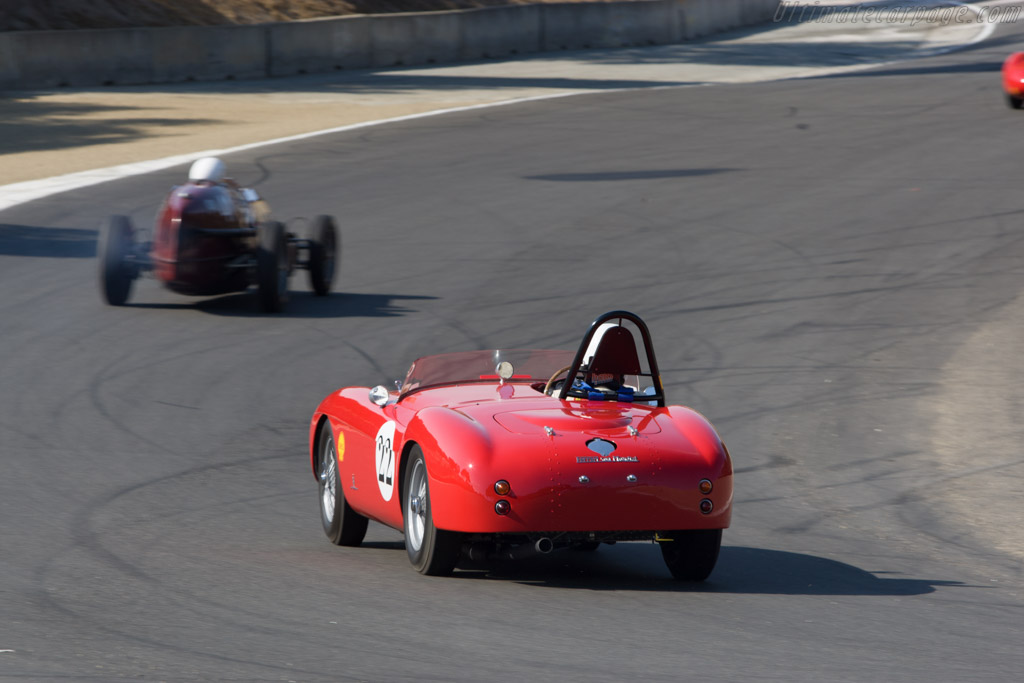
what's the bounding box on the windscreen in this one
[400,349,575,396]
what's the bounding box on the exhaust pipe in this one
[504,537,554,560]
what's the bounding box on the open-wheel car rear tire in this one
[257,220,288,313]
[98,214,137,306]
[308,215,338,297]
[403,445,461,576]
[318,421,368,546]
[659,529,722,581]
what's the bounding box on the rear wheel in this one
[98,215,136,305]
[403,446,461,576]
[308,215,337,296]
[257,220,288,312]
[659,529,722,581]
[318,421,368,546]
[1007,94,1023,109]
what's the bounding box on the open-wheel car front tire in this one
[318,421,368,546]
[98,215,137,306]
[403,446,461,576]
[659,529,722,581]
[257,220,289,313]
[308,215,338,297]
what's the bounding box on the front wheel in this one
[403,446,461,576]
[98,215,136,305]
[659,529,722,581]
[257,220,288,312]
[308,215,338,296]
[318,421,368,546]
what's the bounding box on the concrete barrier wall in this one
[268,17,372,75]
[459,6,543,62]
[151,26,268,83]
[0,0,781,90]
[0,24,270,88]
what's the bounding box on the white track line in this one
[0,91,595,213]
[0,3,1004,213]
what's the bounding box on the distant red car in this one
[1003,52,1024,108]
[309,310,733,579]
[98,157,337,312]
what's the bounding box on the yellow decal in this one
[336,431,345,463]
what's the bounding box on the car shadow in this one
[0,223,97,258]
[360,540,406,551]
[451,545,969,595]
[124,290,437,318]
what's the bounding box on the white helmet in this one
[188,157,226,183]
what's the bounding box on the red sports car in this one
[1003,52,1024,109]
[309,310,733,579]
[98,157,337,312]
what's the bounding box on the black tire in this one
[403,446,461,576]
[308,215,337,297]
[98,215,135,306]
[256,220,288,312]
[1007,94,1023,110]
[659,529,722,581]
[317,421,368,546]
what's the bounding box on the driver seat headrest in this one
[588,325,642,376]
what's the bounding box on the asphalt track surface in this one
[3,12,1024,683]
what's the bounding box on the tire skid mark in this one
[32,586,347,680]
[79,330,278,456]
[8,307,143,451]
[84,352,182,457]
[342,339,394,380]
[35,453,364,666]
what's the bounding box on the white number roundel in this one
[374,421,397,502]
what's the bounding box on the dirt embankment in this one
[0,0,618,31]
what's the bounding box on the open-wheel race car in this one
[98,157,337,312]
[1003,52,1024,109]
[309,310,733,580]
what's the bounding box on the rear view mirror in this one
[369,385,389,406]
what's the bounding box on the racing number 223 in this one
[374,421,397,501]
[377,434,393,486]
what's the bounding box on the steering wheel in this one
[544,365,573,396]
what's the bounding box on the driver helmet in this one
[188,157,227,184]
